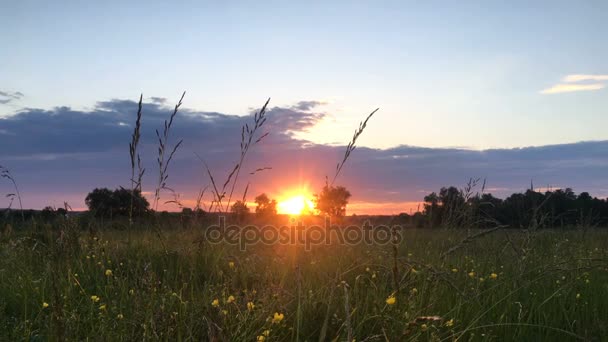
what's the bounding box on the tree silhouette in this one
[420,186,608,229]
[85,188,149,218]
[231,200,250,221]
[254,193,277,217]
[315,185,351,217]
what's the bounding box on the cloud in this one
[562,74,608,82]
[540,83,605,94]
[0,98,325,156]
[0,97,607,213]
[0,90,24,104]
[541,74,608,94]
[292,100,327,111]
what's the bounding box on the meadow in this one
[1,96,606,341]
[1,218,606,341]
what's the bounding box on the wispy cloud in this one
[562,74,608,82]
[541,83,605,94]
[541,74,608,94]
[0,90,24,104]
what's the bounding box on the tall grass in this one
[0,165,24,222]
[153,92,185,211]
[199,98,270,213]
[128,94,145,226]
[0,225,606,340]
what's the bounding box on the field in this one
[1,218,607,341]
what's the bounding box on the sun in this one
[277,194,314,215]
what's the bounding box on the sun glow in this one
[277,194,314,215]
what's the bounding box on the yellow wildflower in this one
[576,293,581,299]
[90,295,100,303]
[420,323,428,332]
[263,330,270,337]
[247,301,255,311]
[228,261,235,269]
[490,273,498,280]
[410,288,418,295]
[385,295,396,305]
[272,312,285,324]
[211,299,220,307]
[445,319,454,327]
[99,304,106,310]
[42,302,49,308]
[257,336,265,342]
[227,295,235,304]
[411,268,418,274]
[105,269,113,277]
[468,271,475,278]
[479,277,485,282]
[117,313,124,319]
[222,309,228,315]
[451,268,458,273]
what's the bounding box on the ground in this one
[0,221,606,341]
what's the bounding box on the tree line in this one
[3,184,606,230]
[410,186,608,229]
[81,185,352,221]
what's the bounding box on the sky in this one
[1,1,607,213]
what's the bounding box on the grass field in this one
[1,220,607,341]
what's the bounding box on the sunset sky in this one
[1,1,607,214]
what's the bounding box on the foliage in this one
[254,193,277,217]
[230,200,250,220]
[84,188,149,218]
[315,185,352,217]
[421,185,608,229]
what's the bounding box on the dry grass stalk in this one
[128,94,145,225]
[0,165,24,222]
[153,91,186,210]
[331,108,379,186]
[200,98,270,212]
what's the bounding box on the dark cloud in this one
[0,90,24,105]
[292,100,326,111]
[0,97,607,212]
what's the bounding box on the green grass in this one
[1,222,607,341]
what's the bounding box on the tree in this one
[315,185,351,217]
[254,193,277,217]
[423,192,440,228]
[85,188,114,217]
[231,200,250,220]
[56,207,68,217]
[41,206,56,221]
[85,188,149,218]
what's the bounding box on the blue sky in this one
[2,1,607,149]
[1,1,607,212]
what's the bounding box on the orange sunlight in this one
[277,190,315,215]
